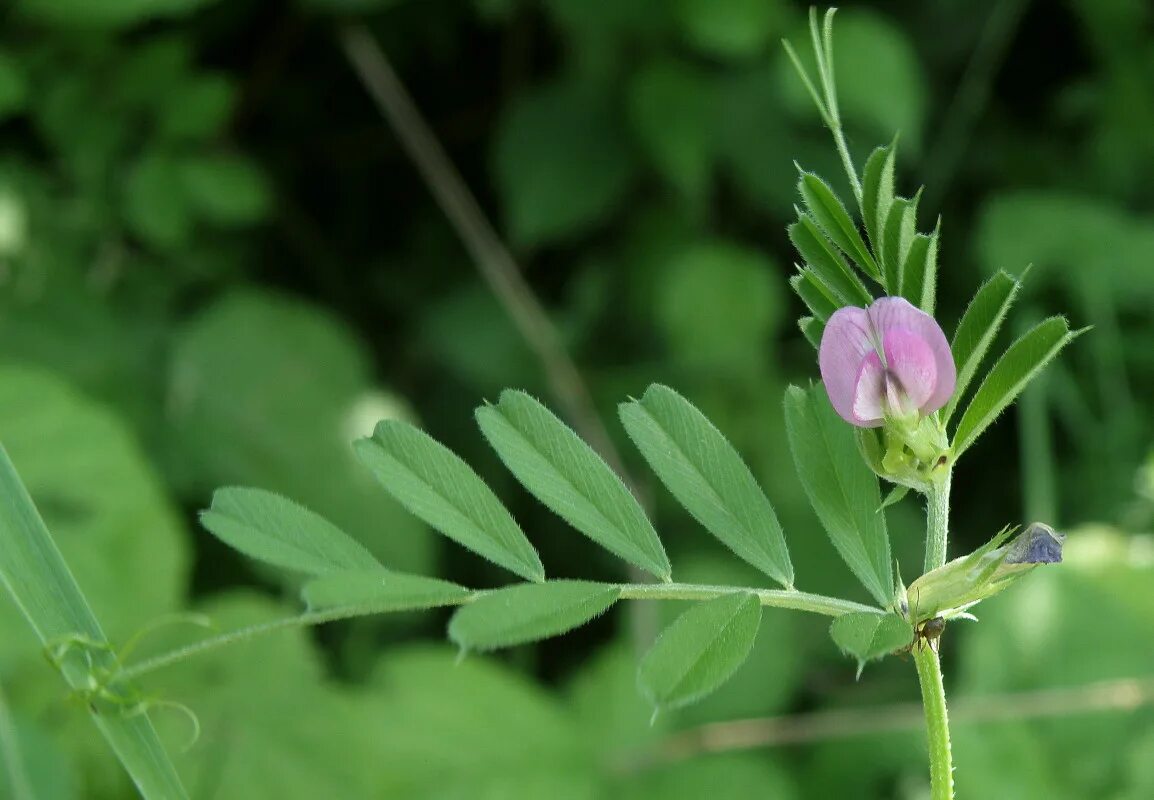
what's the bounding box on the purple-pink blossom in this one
[819,297,956,428]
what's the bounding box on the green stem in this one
[924,470,952,572]
[120,584,878,682]
[916,467,955,799]
[913,644,954,800]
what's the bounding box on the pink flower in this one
[819,297,956,428]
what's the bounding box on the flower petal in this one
[882,328,937,412]
[866,297,955,412]
[851,351,886,427]
[819,306,878,425]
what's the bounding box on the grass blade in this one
[0,446,188,799]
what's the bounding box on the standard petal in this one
[882,328,937,412]
[819,306,878,425]
[850,351,886,427]
[866,297,955,412]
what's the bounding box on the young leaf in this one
[860,141,896,250]
[798,172,880,281]
[784,385,893,607]
[447,580,619,652]
[0,447,188,799]
[790,271,837,322]
[637,592,761,712]
[951,317,1084,459]
[788,216,872,307]
[476,390,671,580]
[829,611,913,677]
[899,223,939,314]
[942,270,1024,423]
[200,487,382,576]
[880,194,919,293]
[799,316,825,350]
[355,420,545,583]
[302,569,471,613]
[619,385,793,587]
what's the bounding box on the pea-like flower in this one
[819,297,956,428]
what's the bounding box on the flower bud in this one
[906,523,1065,621]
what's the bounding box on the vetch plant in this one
[0,8,1086,800]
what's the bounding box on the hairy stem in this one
[924,469,952,572]
[916,468,955,798]
[119,584,878,682]
[914,644,954,800]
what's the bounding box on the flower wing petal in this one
[820,306,878,425]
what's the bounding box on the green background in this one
[1,0,1152,797]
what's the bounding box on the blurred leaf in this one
[418,288,537,392]
[15,0,222,27]
[799,172,879,281]
[828,611,911,676]
[200,488,382,577]
[169,290,434,576]
[784,384,892,607]
[0,709,77,800]
[627,59,714,200]
[833,11,926,147]
[637,592,761,712]
[944,270,1024,423]
[952,317,1084,458]
[177,154,270,226]
[363,645,596,796]
[0,367,187,646]
[957,527,1154,797]
[302,569,469,613]
[655,240,782,370]
[673,0,786,59]
[615,753,798,800]
[448,581,619,652]
[476,390,670,580]
[123,152,193,251]
[788,215,872,307]
[976,192,1154,305]
[860,141,896,253]
[493,79,636,247]
[619,384,793,586]
[158,74,235,141]
[148,594,387,800]
[566,644,668,766]
[355,420,545,582]
[0,54,27,121]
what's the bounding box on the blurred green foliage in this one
[1,0,1153,797]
